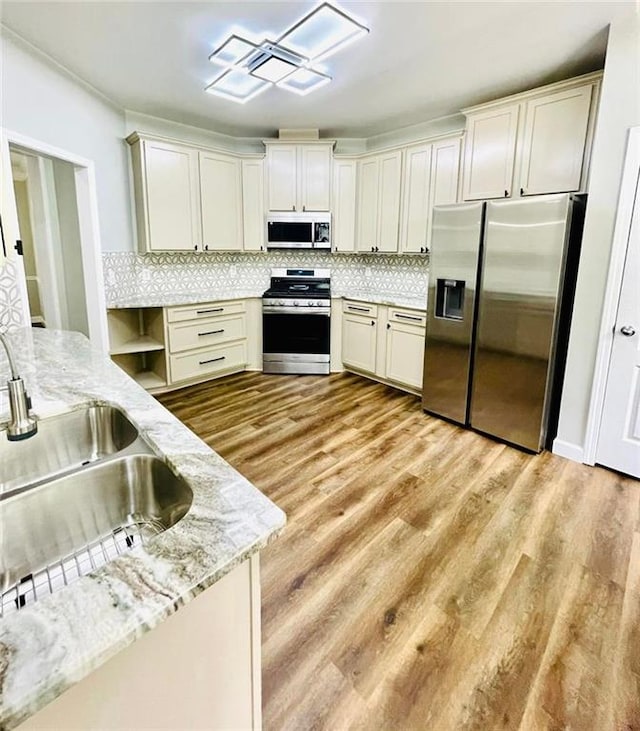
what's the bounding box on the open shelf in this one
[110,335,165,355]
[107,308,168,392]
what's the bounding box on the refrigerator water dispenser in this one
[435,279,465,320]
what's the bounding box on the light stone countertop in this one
[107,290,427,311]
[0,329,286,730]
[339,291,427,311]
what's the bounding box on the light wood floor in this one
[159,371,640,731]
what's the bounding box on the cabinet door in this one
[300,146,331,211]
[386,321,425,390]
[267,146,297,211]
[241,159,265,251]
[462,104,519,200]
[400,144,432,253]
[342,313,377,373]
[426,136,462,249]
[377,151,402,252]
[332,159,357,252]
[356,157,380,252]
[519,85,593,195]
[144,141,200,251]
[200,152,243,251]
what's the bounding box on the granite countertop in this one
[106,290,262,308]
[339,291,427,310]
[0,329,285,730]
[107,290,427,311]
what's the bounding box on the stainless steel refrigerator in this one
[422,194,585,452]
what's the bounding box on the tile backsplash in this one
[103,250,428,304]
[0,258,28,331]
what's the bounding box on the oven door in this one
[262,309,330,374]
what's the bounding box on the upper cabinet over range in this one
[461,71,602,201]
[264,141,334,212]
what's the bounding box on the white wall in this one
[1,30,133,252]
[556,12,640,454]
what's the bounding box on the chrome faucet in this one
[0,331,38,441]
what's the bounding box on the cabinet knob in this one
[520,187,525,196]
[375,246,380,252]
[420,247,424,253]
[292,204,296,211]
[386,323,391,329]
[194,244,198,251]
[303,205,306,212]
[371,320,375,326]
[204,244,209,251]
[504,190,508,198]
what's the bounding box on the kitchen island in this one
[0,328,285,730]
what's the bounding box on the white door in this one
[386,321,425,389]
[597,156,640,477]
[199,152,243,251]
[426,136,462,250]
[377,151,402,252]
[342,314,377,373]
[332,159,357,252]
[356,157,379,252]
[145,140,200,251]
[266,145,297,212]
[241,159,265,252]
[400,143,432,254]
[519,85,593,196]
[462,103,520,200]
[299,146,331,211]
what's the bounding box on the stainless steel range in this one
[262,268,331,375]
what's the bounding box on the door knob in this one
[620,325,636,336]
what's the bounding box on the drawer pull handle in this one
[196,308,224,315]
[199,356,226,365]
[348,305,370,312]
[395,313,423,322]
[198,329,224,336]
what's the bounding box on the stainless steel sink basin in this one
[1,455,193,610]
[0,405,140,495]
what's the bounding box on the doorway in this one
[0,128,108,350]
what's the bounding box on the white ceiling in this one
[0,1,631,139]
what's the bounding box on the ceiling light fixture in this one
[205,2,369,103]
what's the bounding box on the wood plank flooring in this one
[158,371,640,731]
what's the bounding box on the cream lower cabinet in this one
[166,300,247,385]
[342,301,378,373]
[21,557,262,731]
[385,308,427,390]
[342,300,426,393]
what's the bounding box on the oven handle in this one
[263,306,331,315]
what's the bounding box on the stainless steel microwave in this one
[266,213,331,250]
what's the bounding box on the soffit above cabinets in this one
[1,1,629,138]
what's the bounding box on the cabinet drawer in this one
[343,300,378,318]
[167,300,245,323]
[168,314,245,353]
[388,307,426,328]
[170,341,247,383]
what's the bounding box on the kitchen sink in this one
[0,404,140,495]
[0,454,193,613]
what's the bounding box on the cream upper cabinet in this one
[241,158,265,252]
[400,136,461,254]
[518,85,593,196]
[462,73,601,202]
[332,158,357,252]
[462,104,520,201]
[400,144,432,254]
[199,152,243,251]
[265,142,332,212]
[356,150,402,253]
[130,137,201,252]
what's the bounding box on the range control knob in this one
[294,301,299,306]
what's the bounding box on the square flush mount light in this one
[205,2,369,103]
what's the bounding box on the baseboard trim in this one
[552,438,585,464]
